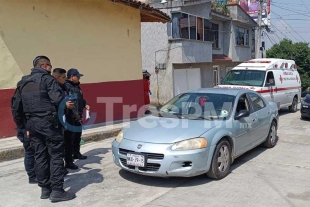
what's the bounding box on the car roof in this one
[188,88,254,96]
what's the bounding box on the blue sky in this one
[264,0,310,49]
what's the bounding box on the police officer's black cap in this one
[33,56,50,67]
[67,68,84,77]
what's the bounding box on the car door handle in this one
[253,119,256,121]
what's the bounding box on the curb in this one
[0,128,122,162]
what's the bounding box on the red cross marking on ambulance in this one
[279,75,283,83]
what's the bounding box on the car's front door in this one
[233,93,259,156]
[247,92,270,145]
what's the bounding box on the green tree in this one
[266,39,310,90]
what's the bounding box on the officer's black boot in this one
[41,187,52,199]
[49,189,76,203]
[73,145,87,160]
[65,162,78,170]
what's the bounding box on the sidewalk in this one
[0,120,132,162]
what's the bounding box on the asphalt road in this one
[0,108,309,207]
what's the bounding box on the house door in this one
[213,66,219,86]
[174,68,201,96]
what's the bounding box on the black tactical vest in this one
[21,73,55,115]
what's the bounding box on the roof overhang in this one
[213,54,232,62]
[108,0,171,23]
[226,4,257,27]
[211,11,232,21]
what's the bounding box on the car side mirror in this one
[235,110,250,120]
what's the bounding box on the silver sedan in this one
[112,88,279,179]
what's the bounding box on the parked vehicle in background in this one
[112,88,279,180]
[301,87,310,98]
[301,93,310,119]
[218,58,301,112]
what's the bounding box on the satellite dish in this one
[161,0,167,3]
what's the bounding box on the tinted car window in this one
[304,94,310,103]
[248,93,266,111]
[159,93,235,119]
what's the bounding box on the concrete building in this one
[0,0,169,138]
[141,0,257,105]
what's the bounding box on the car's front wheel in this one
[207,140,231,180]
[263,121,278,148]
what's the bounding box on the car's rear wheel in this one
[263,121,278,148]
[301,115,307,120]
[207,140,231,180]
[288,97,298,113]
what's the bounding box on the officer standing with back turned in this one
[19,56,75,202]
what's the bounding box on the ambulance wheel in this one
[288,97,298,113]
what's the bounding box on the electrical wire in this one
[266,32,278,45]
[277,19,310,21]
[265,33,277,45]
[271,4,310,18]
[300,0,310,13]
[270,23,292,40]
[273,12,307,42]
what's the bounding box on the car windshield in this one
[156,93,235,120]
[222,70,266,87]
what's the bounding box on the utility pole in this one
[255,0,264,59]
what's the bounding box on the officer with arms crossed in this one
[16,56,75,202]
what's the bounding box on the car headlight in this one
[115,131,124,143]
[171,137,207,151]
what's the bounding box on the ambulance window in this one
[248,93,266,112]
[265,72,275,86]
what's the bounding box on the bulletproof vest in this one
[20,73,55,115]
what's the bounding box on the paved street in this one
[0,108,310,207]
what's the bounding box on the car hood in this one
[122,115,224,144]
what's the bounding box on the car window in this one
[236,94,250,114]
[159,93,235,119]
[163,94,192,114]
[265,71,275,86]
[248,93,266,111]
[221,70,266,87]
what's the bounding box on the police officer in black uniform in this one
[65,68,89,162]
[19,56,75,202]
[52,68,78,170]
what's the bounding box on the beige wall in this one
[0,0,142,89]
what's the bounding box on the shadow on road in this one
[64,147,110,194]
[229,143,270,172]
[119,141,275,188]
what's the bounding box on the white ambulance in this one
[217,58,301,112]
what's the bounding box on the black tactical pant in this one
[64,129,74,164]
[27,116,66,190]
[65,115,83,157]
[23,139,36,179]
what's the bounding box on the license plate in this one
[303,105,309,108]
[126,153,146,167]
